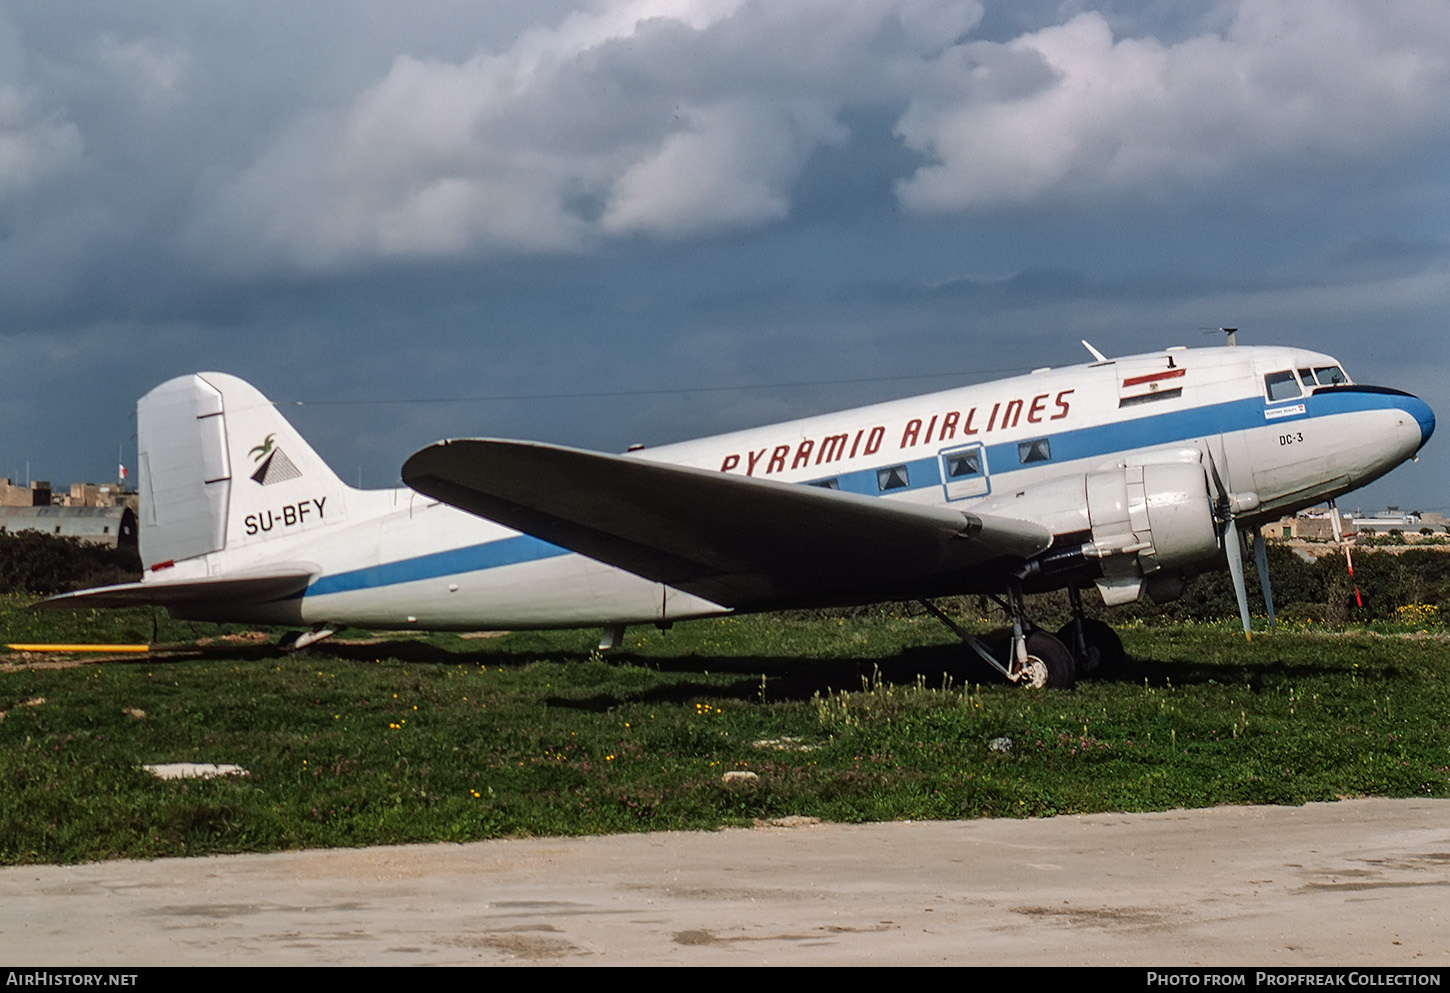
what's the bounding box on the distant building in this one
[0,478,51,507]
[1270,507,1447,543]
[62,482,135,511]
[0,506,137,548]
[1352,507,1424,534]
[1268,508,1352,541]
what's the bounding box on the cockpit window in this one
[1264,370,1302,402]
[1313,365,1348,386]
[1298,368,1315,387]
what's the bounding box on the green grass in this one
[3,595,1449,864]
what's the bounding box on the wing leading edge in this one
[402,439,1053,610]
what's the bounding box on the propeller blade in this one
[1224,515,1253,639]
[1253,528,1276,630]
[1327,500,1364,609]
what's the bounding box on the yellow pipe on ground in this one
[6,644,151,653]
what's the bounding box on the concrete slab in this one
[2,798,1448,966]
[141,763,250,780]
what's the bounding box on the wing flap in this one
[403,440,1051,608]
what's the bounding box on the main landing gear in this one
[918,583,1126,689]
[1055,585,1126,678]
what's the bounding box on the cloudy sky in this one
[3,0,1447,513]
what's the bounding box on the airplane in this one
[38,342,1434,688]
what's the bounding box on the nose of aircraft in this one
[1403,392,1436,451]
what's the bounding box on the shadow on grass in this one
[145,628,1401,707]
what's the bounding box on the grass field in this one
[3,595,1448,864]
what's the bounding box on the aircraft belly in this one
[171,599,308,626]
[298,552,726,630]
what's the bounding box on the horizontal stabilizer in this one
[403,439,1052,609]
[34,567,316,611]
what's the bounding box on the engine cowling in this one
[1084,463,1218,604]
[975,458,1221,605]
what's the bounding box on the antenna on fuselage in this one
[1201,327,1239,346]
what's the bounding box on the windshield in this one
[1296,364,1352,388]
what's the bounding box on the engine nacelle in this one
[1084,463,1218,605]
[975,458,1221,605]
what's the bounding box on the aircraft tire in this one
[1056,619,1126,678]
[1024,630,1075,689]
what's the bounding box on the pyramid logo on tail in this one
[249,433,302,486]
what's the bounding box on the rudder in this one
[137,373,351,570]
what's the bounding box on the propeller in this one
[1253,527,1276,630]
[1327,499,1364,609]
[1202,440,1256,639]
[1223,513,1253,638]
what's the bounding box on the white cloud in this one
[95,35,190,106]
[600,99,847,236]
[194,0,982,271]
[52,0,1443,277]
[0,86,82,197]
[896,0,1450,212]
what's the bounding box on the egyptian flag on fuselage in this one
[1118,367,1185,407]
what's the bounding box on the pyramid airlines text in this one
[718,388,1075,475]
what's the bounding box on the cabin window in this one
[809,477,840,490]
[940,443,989,500]
[945,451,981,478]
[1018,438,1052,464]
[1264,370,1301,402]
[877,465,909,491]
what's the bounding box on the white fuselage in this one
[162,345,1433,629]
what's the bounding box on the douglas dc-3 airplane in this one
[41,342,1434,688]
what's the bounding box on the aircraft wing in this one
[33,567,316,610]
[402,439,1053,609]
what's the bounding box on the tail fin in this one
[138,373,352,570]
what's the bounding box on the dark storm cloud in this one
[0,0,1447,512]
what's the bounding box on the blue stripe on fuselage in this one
[304,386,1411,598]
[305,533,572,597]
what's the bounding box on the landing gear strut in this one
[1056,586,1126,677]
[918,582,1076,689]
